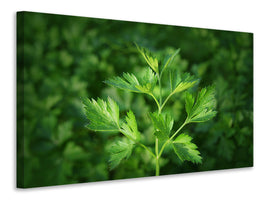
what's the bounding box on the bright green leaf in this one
[82,97,120,131]
[107,97,120,125]
[169,71,198,94]
[121,110,141,141]
[135,68,158,93]
[185,91,194,115]
[172,133,202,164]
[135,43,159,74]
[186,86,217,123]
[154,131,169,142]
[160,48,180,75]
[149,112,174,141]
[108,139,134,170]
[104,68,157,95]
[104,72,140,93]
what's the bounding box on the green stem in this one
[157,74,162,106]
[170,120,188,140]
[160,91,175,113]
[155,138,159,176]
[137,142,156,159]
[156,157,159,176]
[158,120,188,158]
[119,129,156,159]
[149,93,161,112]
[158,139,170,158]
[155,138,159,156]
[155,73,163,176]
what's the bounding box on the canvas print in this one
[17,11,253,188]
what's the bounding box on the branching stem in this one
[156,157,160,176]
[137,142,156,159]
[157,74,162,106]
[160,91,175,112]
[155,73,162,176]
[158,120,188,158]
[119,128,156,159]
[149,93,161,112]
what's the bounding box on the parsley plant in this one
[82,44,217,176]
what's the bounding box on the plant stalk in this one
[160,91,175,112]
[170,121,187,140]
[137,142,156,159]
[119,128,156,159]
[157,74,162,106]
[158,120,188,158]
[156,157,160,176]
[150,93,161,112]
[155,73,162,176]
[155,138,159,176]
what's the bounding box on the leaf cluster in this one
[82,96,141,169]
[83,43,217,171]
[104,68,157,95]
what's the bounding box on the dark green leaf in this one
[53,121,73,145]
[63,142,88,161]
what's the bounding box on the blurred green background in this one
[17,11,253,188]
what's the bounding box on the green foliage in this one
[104,73,141,93]
[149,112,173,141]
[104,68,157,95]
[135,42,181,76]
[108,139,134,170]
[160,49,181,75]
[121,110,141,141]
[52,121,72,145]
[135,43,159,74]
[17,11,253,188]
[82,97,120,131]
[172,133,202,164]
[169,71,198,94]
[83,43,216,175]
[185,86,217,123]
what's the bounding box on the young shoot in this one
[82,43,217,176]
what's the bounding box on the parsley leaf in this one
[135,43,180,77]
[121,110,141,141]
[172,133,202,164]
[149,112,174,142]
[185,86,217,123]
[108,139,134,170]
[104,72,140,93]
[104,68,157,95]
[160,49,180,75]
[169,70,198,94]
[82,97,120,131]
[135,43,159,74]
